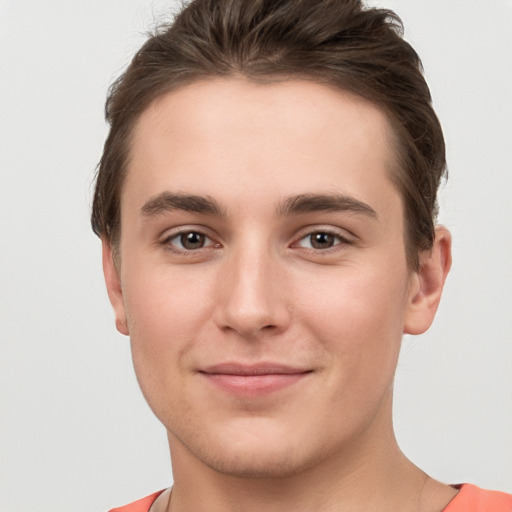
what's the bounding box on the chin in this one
[198,446,310,479]
[172,420,324,479]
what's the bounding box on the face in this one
[104,79,444,478]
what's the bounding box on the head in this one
[92,0,446,271]
[93,0,451,480]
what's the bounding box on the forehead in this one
[124,78,400,216]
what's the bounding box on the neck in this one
[164,394,442,512]
[169,444,424,512]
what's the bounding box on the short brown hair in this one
[91,0,446,269]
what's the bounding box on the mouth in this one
[198,363,313,396]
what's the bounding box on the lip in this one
[199,363,312,397]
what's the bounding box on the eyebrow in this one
[277,193,378,218]
[141,192,225,217]
[140,191,377,219]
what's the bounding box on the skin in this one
[103,79,454,511]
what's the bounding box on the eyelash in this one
[161,230,219,254]
[293,229,351,252]
[160,228,351,255]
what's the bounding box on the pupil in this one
[181,232,205,249]
[311,232,334,249]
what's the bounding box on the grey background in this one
[1,1,511,510]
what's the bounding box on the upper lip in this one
[200,363,312,376]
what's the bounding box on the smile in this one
[199,363,313,397]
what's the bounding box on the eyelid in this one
[160,226,221,252]
[291,226,354,250]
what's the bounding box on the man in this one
[92,1,512,511]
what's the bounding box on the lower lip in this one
[201,372,310,397]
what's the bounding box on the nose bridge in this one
[215,237,287,336]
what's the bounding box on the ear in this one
[404,226,452,335]
[102,239,129,336]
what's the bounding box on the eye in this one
[296,231,346,250]
[164,230,217,251]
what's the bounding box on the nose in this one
[213,245,290,339]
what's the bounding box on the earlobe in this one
[102,239,129,336]
[404,226,452,335]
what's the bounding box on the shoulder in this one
[444,484,512,512]
[108,490,165,512]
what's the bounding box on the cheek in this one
[298,265,410,385]
[121,270,214,426]
[122,264,215,386]
[124,260,211,334]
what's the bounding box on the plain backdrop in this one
[1,1,511,510]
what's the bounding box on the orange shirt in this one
[108,484,512,512]
[444,484,512,512]
[108,490,164,512]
